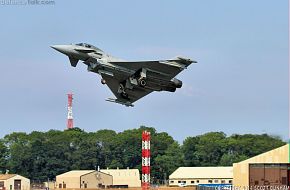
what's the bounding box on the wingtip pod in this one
[176,56,197,64]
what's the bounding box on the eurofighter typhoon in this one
[51,43,196,107]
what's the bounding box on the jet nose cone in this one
[51,45,70,55]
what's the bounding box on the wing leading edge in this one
[109,56,196,80]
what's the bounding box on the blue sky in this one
[0,0,288,143]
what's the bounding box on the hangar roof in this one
[0,174,17,180]
[57,170,95,178]
[100,168,141,187]
[169,167,233,179]
[100,168,140,179]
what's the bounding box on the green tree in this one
[5,132,32,178]
[183,136,199,166]
[150,130,175,181]
[155,142,184,184]
[227,134,285,158]
[194,132,227,166]
[94,130,117,168]
[0,140,8,173]
[1,127,286,182]
[219,153,248,166]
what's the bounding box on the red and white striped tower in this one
[142,131,151,190]
[67,93,74,129]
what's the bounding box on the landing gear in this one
[138,68,147,87]
[138,78,147,87]
[121,92,129,99]
[118,84,129,99]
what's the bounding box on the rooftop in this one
[0,174,17,180]
[169,167,233,179]
[56,170,95,178]
[100,168,140,180]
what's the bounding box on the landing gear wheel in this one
[121,92,129,99]
[118,83,129,99]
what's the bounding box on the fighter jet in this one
[51,43,196,107]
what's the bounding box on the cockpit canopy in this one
[75,43,103,52]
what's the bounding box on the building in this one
[100,168,141,188]
[56,170,113,189]
[233,144,289,187]
[0,174,30,190]
[169,167,233,186]
[44,181,55,190]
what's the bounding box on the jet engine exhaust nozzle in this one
[172,78,182,88]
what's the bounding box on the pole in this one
[67,93,74,129]
[142,131,151,190]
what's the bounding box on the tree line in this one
[0,126,286,183]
